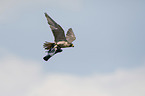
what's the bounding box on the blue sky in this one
[0,0,145,96]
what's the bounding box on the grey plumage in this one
[66,28,76,43]
[44,13,66,42]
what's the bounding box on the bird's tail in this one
[43,41,55,50]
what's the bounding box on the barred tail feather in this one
[43,41,55,50]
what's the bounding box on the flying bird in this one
[43,13,76,61]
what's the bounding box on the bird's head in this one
[69,43,74,47]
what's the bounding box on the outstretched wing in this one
[44,13,66,42]
[66,28,76,43]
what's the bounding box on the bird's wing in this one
[44,13,66,42]
[66,28,76,43]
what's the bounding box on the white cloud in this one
[0,0,21,23]
[0,0,83,23]
[51,0,83,11]
[0,0,83,14]
[28,67,145,96]
[0,49,145,96]
[0,0,19,13]
[0,48,43,96]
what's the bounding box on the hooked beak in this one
[72,44,74,47]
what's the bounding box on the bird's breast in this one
[56,41,70,48]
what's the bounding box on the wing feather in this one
[66,28,76,43]
[44,13,66,42]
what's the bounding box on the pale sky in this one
[0,0,145,96]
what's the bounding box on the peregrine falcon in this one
[43,13,76,61]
